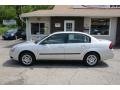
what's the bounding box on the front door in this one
[37,33,67,60]
[64,20,75,31]
[37,44,65,60]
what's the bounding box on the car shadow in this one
[3,59,109,69]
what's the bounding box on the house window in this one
[90,18,110,35]
[31,23,45,35]
[110,5,120,8]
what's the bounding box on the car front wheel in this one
[19,52,35,66]
[83,52,100,66]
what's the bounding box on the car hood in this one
[13,41,35,48]
[3,33,12,36]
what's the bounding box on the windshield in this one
[34,35,49,44]
[6,29,17,34]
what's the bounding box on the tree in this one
[0,6,16,24]
[0,5,54,27]
[15,5,23,28]
[15,5,54,29]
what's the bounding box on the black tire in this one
[19,52,36,66]
[83,52,100,66]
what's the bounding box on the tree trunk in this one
[16,5,23,30]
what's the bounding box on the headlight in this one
[11,33,14,36]
[11,47,16,52]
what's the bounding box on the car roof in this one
[52,31,91,36]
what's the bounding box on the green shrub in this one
[0,27,9,35]
[0,25,18,35]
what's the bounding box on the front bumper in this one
[9,50,19,61]
[2,35,15,40]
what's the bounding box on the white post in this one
[26,18,32,41]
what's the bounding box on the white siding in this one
[84,17,91,34]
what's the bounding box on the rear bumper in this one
[102,49,114,60]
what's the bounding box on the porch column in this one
[26,18,32,41]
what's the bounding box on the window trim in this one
[40,33,67,44]
[66,33,91,43]
[40,33,91,44]
[30,21,47,35]
[64,20,75,32]
[89,17,111,36]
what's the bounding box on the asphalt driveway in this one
[0,36,120,85]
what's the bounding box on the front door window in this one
[64,20,75,31]
[41,33,67,44]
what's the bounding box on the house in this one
[20,5,120,46]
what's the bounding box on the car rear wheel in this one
[83,52,100,66]
[19,52,35,66]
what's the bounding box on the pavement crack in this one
[17,69,27,76]
[5,69,28,85]
[4,77,24,85]
[68,69,79,85]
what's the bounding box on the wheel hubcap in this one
[86,55,97,65]
[22,54,32,65]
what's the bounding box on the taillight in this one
[109,42,113,49]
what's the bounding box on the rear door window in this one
[67,33,91,43]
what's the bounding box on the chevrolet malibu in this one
[10,32,114,66]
